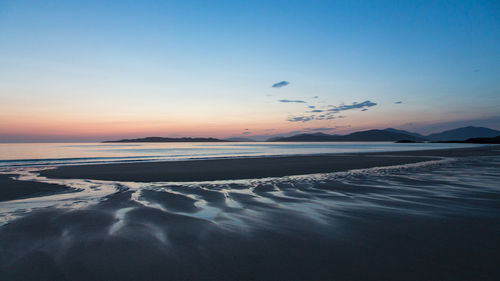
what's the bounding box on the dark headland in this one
[436,135,500,144]
[103,137,230,143]
[396,136,500,144]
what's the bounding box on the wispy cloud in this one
[272,81,290,88]
[279,99,306,103]
[315,115,334,120]
[327,100,377,113]
[283,100,376,123]
[309,127,334,132]
[307,126,350,132]
[287,116,314,122]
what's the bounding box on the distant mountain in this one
[309,132,333,137]
[267,132,340,141]
[343,130,427,141]
[426,126,500,141]
[103,126,500,143]
[104,137,230,143]
[269,129,426,142]
[383,128,427,139]
[224,137,257,142]
[267,133,331,142]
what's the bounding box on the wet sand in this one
[40,145,500,182]
[0,174,70,202]
[1,145,499,280]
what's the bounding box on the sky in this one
[0,0,499,142]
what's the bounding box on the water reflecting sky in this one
[0,142,480,167]
[0,156,499,280]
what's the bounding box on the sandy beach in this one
[1,145,500,280]
[40,144,500,182]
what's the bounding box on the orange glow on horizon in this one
[1,101,496,141]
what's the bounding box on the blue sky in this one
[0,0,499,141]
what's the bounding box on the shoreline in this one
[39,145,500,182]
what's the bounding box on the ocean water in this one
[0,151,499,280]
[0,141,481,167]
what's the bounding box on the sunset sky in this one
[1,0,499,142]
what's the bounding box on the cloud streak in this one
[279,99,306,103]
[327,100,376,113]
[315,115,334,120]
[307,126,350,132]
[285,100,376,123]
[287,116,314,122]
[272,81,290,88]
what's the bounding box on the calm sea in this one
[0,142,481,168]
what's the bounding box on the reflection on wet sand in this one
[1,157,499,280]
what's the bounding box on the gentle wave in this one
[0,142,482,168]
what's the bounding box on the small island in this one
[395,140,424,143]
[103,137,231,143]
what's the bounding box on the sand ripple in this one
[0,157,499,280]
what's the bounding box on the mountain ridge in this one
[268,129,426,142]
[425,126,500,141]
[103,126,500,143]
[267,126,500,142]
